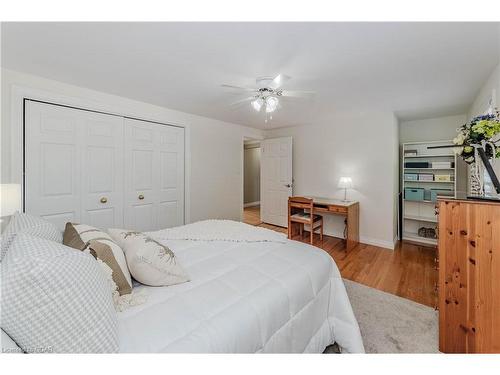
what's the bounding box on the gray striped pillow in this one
[1,212,63,262]
[1,233,119,353]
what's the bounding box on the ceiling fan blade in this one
[229,96,255,106]
[279,90,315,98]
[221,84,258,92]
[268,74,291,90]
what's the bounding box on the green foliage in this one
[453,109,500,164]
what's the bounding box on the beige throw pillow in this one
[108,229,189,287]
[63,223,132,295]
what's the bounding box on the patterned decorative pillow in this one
[1,233,119,353]
[108,229,189,287]
[0,212,63,262]
[63,223,132,296]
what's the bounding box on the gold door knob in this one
[100,197,108,204]
[138,194,144,200]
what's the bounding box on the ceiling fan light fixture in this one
[251,98,263,112]
[265,96,279,113]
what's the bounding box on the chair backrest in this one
[288,196,314,215]
[288,196,313,204]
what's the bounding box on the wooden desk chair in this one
[288,196,323,245]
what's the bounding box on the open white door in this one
[260,137,293,227]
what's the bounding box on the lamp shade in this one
[337,177,353,189]
[0,184,22,217]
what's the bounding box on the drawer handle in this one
[138,194,145,200]
[100,197,108,204]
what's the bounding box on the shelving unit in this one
[401,140,458,246]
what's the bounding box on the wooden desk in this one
[288,196,359,251]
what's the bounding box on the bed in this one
[117,221,365,353]
[1,219,364,353]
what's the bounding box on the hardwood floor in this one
[242,205,262,226]
[244,206,438,307]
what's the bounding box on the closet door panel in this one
[157,125,184,229]
[26,101,184,233]
[124,119,158,230]
[124,119,184,231]
[26,101,124,231]
[25,101,83,230]
[81,111,124,229]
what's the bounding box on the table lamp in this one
[1,184,22,225]
[338,177,353,202]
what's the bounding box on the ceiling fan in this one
[222,74,314,123]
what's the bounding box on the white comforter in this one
[117,221,364,353]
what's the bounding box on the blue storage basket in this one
[405,187,425,201]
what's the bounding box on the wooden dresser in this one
[437,197,500,353]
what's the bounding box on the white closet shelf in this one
[404,167,455,170]
[403,232,437,245]
[402,140,458,247]
[404,154,454,158]
[404,199,437,204]
[404,180,455,183]
[404,215,438,223]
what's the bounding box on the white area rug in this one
[341,279,439,353]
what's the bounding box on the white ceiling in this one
[2,22,499,129]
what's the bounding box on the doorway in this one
[243,139,262,226]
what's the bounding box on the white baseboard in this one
[310,227,395,250]
[244,201,260,208]
[360,236,396,250]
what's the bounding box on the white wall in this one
[243,146,261,204]
[0,69,263,223]
[469,62,500,118]
[265,112,399,249]
[399,114,467,145]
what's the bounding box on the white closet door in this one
[124,118,184,231]
[156,123,185,229]
[25,101,124,231]
[80,111,124,229]
[25,101,83,230]
[260,137,293,227]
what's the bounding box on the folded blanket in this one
[148,220,287,243]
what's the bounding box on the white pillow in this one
[1,212,63,261]
[1,233,119,353]
[108,229,189,287]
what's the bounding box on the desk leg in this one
[346,203,360,251]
